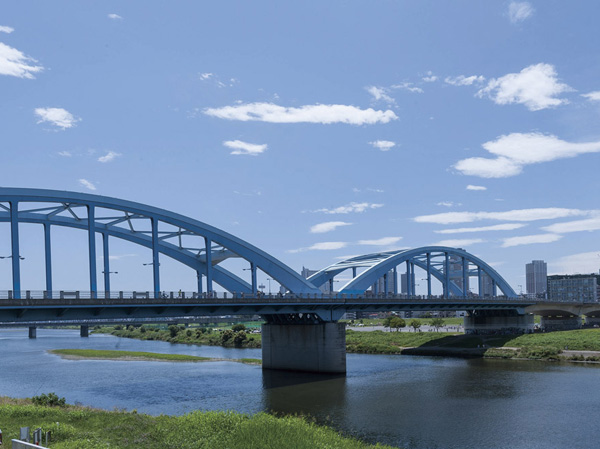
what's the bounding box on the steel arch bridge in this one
[0,187,321,299]
[308,247,518,298]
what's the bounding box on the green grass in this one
[51,349,213,362]
[346,330,458,354]
[0,397,393,449]
[486,329,600,351]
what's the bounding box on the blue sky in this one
[2,1,600,293]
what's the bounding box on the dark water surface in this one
[1,328,598,449]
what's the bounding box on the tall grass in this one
[0,397,394,449]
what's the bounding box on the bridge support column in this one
[262,322,346,374]
[28,326,36,339]
[80,325,89,337]
[464,310,534,334]
[541,315,582,331]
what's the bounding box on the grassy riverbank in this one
[97,324,262,348]
[50,349,261,365]
[96,325,600,362]
[0,396,394,449]
[347,329,600,361]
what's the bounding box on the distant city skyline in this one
[2,2,600,292]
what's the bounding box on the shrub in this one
[221,329,234,344]
[232,323,246,332]
[140,326,146,333]
[168,325,180,338]
[233,330,247,346]
[186,329,192,337]
[31,392,66,407]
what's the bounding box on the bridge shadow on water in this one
[261,369,347,419]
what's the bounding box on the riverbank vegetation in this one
[0,396,394,449]
[347,329,600,361]
[50,349,260,365]
[95,325,600,363]
[96,323,262,348]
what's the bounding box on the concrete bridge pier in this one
[464,309,534,334]
[80,325,89,337]
[28,326,36,339]
[262,319,346,374]
[540,315,582,331]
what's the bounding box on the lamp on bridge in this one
[0,255,25,260]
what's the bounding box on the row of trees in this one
[381,315,445,332]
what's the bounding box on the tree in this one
[232,323,246,332]
[233,330,247,347]
[430,317,445,332]
[409,319,422,332]
[390,317,406,332]
[382,316,393,332]
[168,325,180,338]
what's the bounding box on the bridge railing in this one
[0,289,539,302]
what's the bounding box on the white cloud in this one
[223,140,267,156]
[204,102,397,125]
[454,132,600,178]
[0,42,43,79]
[433,238,485,247]
[34,107,79,129]
[199,72,213,80]
[79,179,96,191]
[358,236,402,246]
[582,91,600,101]
[98,151,121,163]
[313,202,384,214]
[287,241,348,253]
[57,151,72,157]
[0,26,14,34]
[542,216,600,234]
[437,201,462,208]
[444,75,485,86]
[391,82,423,93]
[435,223,527,234]
[551,251,600,275]
[466,185,487,191]
[414,208,592,225]
[477,63,571,111]
[366,86,395,104]
[310,221,352,234]
[501,233,562,248]
[508,2,534,24]
[107,13,123,20]
[369,140,396,151]
[422,71,438,82]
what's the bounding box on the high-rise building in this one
[526,260,547,296]
[373,270,396,294]
[400,272,415,294]
[547,274,600,303]
[300,266,331,293]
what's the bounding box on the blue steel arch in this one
[0,188,321,298]
[309,247,517,298]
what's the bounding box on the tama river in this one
[1,328,598,449]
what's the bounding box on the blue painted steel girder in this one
[309,247,517,297]
[0,188,321,295]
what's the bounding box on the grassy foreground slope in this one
[0,397,393,449]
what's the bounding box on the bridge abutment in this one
[28,326,36,339]
[261,322,346,374]
[80,325,89,337]
[464,310,534,334]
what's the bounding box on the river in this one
[1,328,598,449]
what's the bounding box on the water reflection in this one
[262,369,347,419]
